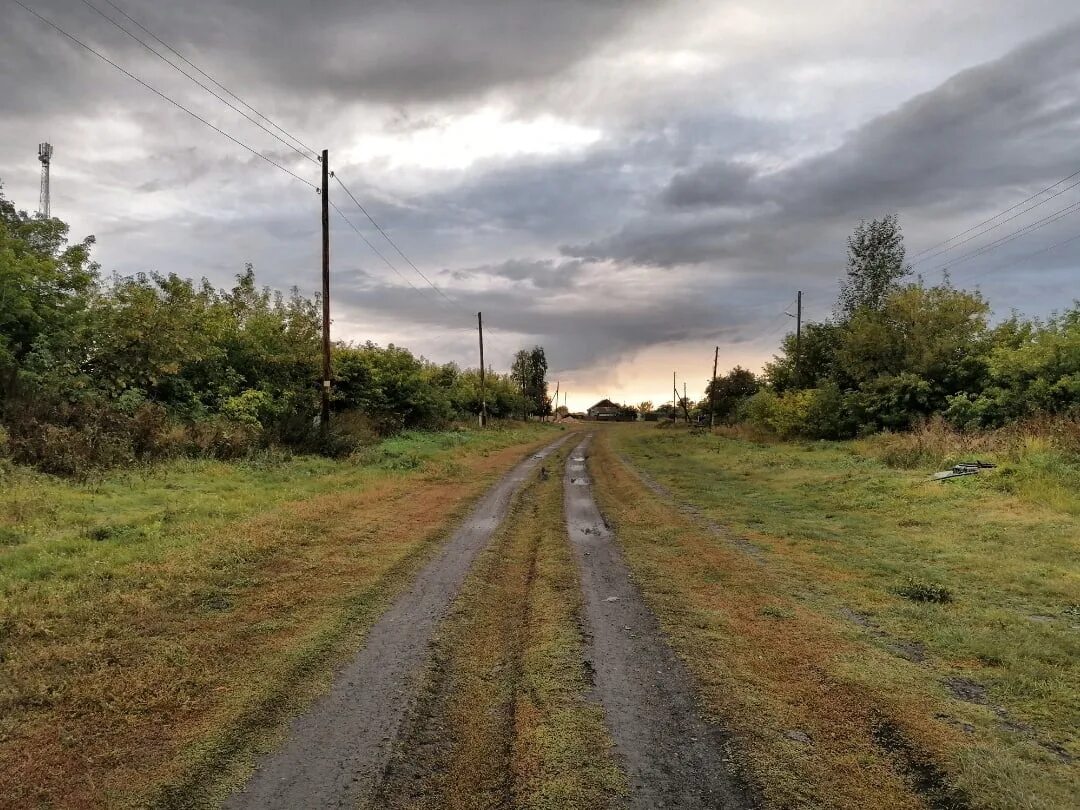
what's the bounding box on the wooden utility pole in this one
[683,382,689,424]
[477,312,486,427]
[795,290,803,383]
[709,345,719,429]
[320,148,331,428]
[552,380,560,421]
[673,371,678,424]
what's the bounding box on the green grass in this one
[607,424,1079,809]
[0,424,560,807]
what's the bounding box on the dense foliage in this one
[701,215,1080,438]
[0,191,531,474]
[510,346,550,418]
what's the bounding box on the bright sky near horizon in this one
[3,1,1079,411]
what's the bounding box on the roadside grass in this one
[372,444,623,810]
[592,424,1078,810]
[0,424,561,808]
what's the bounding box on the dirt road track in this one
[564,435,756,809]
[225,435,569,809]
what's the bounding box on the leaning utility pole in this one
[38,142,53,218]
[709,345,719,429]
[477,312,487,427]
[320,149,331,428]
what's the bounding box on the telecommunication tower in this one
[38,142,53,218]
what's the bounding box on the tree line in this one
[0,190,547,474]
[699,214,1080,437]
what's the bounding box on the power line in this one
[96,0,318,159]
[912,165,1080,258]
[76,0,317,165]
[914,175,1080,265]
[933,197,1080,273]
[332,175,460,308]
[953,226,1080,285]
[12,0,525,372]
[10,0,317,189]
[329,199,429,297]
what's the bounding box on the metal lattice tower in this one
[38,142,53,218]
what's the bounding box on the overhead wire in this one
[333,175,462,309]
[932,197,1080,274]
[98,0,318,158]
[76,0,318,165]
[12,0,544,371]
[9,0,317,189]
[913,175,1080,266]
[951,226,1080,285]
[912,165,1080,258]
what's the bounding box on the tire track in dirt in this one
[225,434,570,810]
[564,435,757,809]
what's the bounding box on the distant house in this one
[586,399,620,421]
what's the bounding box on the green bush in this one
[895,578,953,604]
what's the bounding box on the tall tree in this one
[836,214,910,318]
[704,366,759,422]
[511,346,549,418]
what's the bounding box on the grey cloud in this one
[663,160,759,208]
[7,0,657,107]
[567,19,1080,280]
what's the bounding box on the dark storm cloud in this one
[458,258,592,290]
[3,0,657,110]
[573,19,1080,273]
[334,264,756,374]
[663,160,759,208]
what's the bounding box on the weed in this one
[760,604,795,620]
[896,579,954,604]
[0,526,28,546]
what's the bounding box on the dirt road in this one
[564,435,756,809]
[225,435,569,809]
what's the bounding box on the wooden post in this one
[673,371,678,424]
[709,345,718,429]
[320,148,331,428]
[795,290,803,384]
[477,312,486,427]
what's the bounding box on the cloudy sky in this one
[3,1,1079,409]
